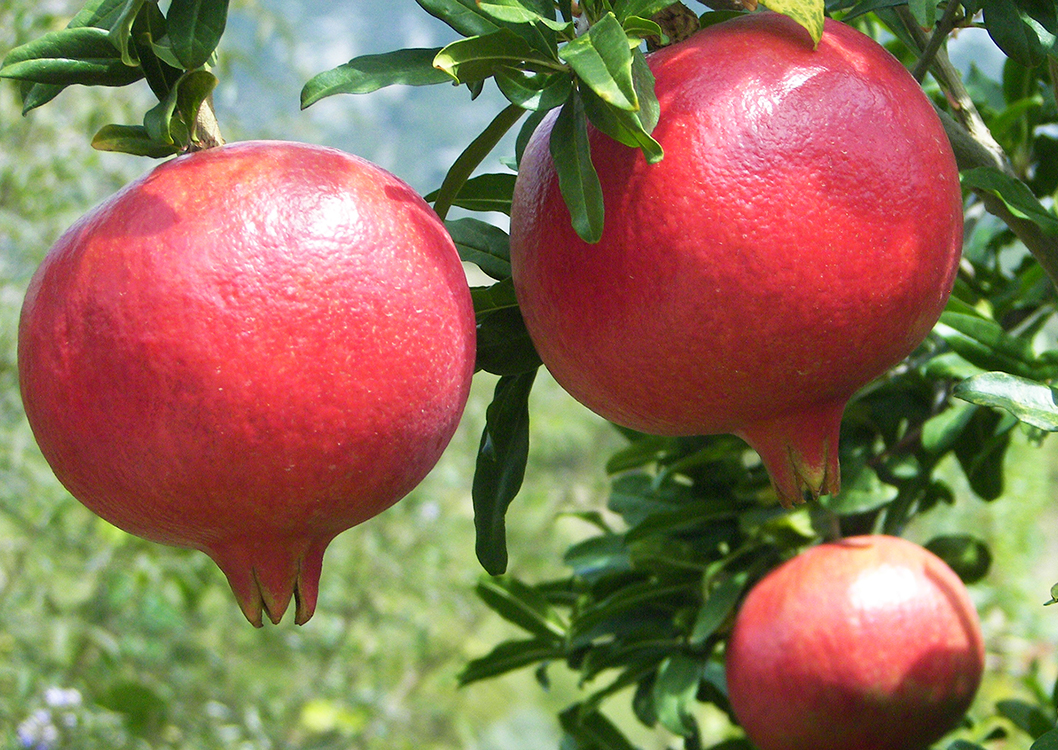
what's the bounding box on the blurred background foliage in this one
[3,0,1058,748]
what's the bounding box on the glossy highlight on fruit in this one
[18,140,476,626]
[509,13,963,506]
[725,535,985,750]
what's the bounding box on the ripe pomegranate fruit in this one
[18,140,476,626]
[725,535,985,750]
[509,13,963,506]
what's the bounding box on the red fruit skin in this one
[18,141,476,626]
[725,535,985,750]
[509,14,963,505]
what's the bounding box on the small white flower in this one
[43,687,82,708]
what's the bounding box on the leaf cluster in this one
[301,0,713,243]
[0,0,230,155]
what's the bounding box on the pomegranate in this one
[509,13,963,506]
[725,535,985,750]
[18,141,476,626]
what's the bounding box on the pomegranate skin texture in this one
[509,14,963,506]
[725,535,985,750]
[18,140,476,626]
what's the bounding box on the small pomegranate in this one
[18,141,476,626]
[509,14,963,505]
[725,535,985,750]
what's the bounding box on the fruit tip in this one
[736,401,844,509]
[207,537,326,627]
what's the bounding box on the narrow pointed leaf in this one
[953,372,1058,431]
[550,93,605,243]
[690,572,749,644]
[301,48,449,108]
[91,124,182,157]
[1,27,142,87]
[426,173,517,215]
[654,654,703,737]
[614,0,683,21]
[446,217,512,279]
[496,69,572,111]
[416,0,503,36]
[476,575,566,639]
[108,0,146,66]
[434,30,560,84]
[458,638,563,685]
[559,12,638,111]
[167,0,230,69]
[963,166,1058,235]
[473,370,538,574]
[559,705,639,750]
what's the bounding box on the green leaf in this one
[613,0,681,22]
[0,27,143,87]
[476,575,567,640]
[570,579,694,644]
[690,572,749,644]
[476,306,543,376]
[761,0,825,46]
[426,173,517,215]
[982,0,1056,68]
[908,0,938,28]
[653,654,702,737]
[416,0,504,36]
[953,408,1015,501]
[447,217,512,279]
[578,58,662,163]
[559,12,638,111]
[962,167,1058,234]
[300,48,450,108]
[1032,730,1058,750]
[998,699,1056,739]
[458,638,564,685]
[477,0,572,31]
[564,534,632,581]
[953,372,1058,431]
[432,103,526,220]
[435,30,560,84]
[559,705,639,750]
[473,370,538,575]
[166,0,230,69]
[131,2,182,100]
[108,0,146,66]
[550,92,605,243]
[622,16,664,41]
[495,69,572,111]
[935,312,1043,379]
[922,401,980,454]
[947,742,990,750]
[91,124,182,157]
[925,535,992,584]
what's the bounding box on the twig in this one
[895,6,1058,291]
[910,1,963,82]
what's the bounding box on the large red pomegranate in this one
[509,13,963,506]
[725,535,985,750]
[18,140,476,626]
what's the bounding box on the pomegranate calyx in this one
[736,401,844,507]
[208,537,326,627]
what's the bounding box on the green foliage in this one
[9,0,1058,748]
